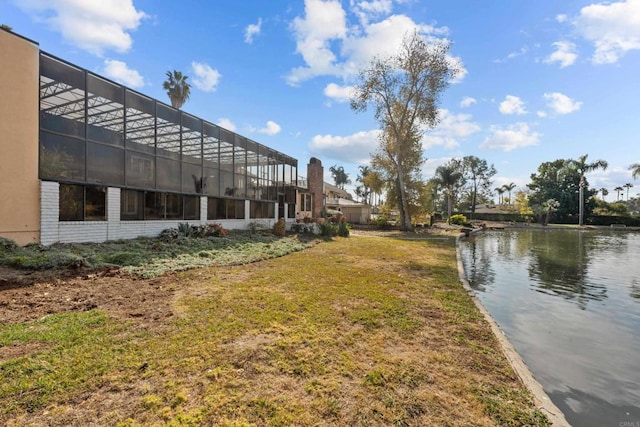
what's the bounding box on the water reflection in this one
[459,229,640,427]
[526,230,607,308]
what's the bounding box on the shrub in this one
[202,223,228,238]
[248,221,269,234]
[337,217,350,237]
[159,228,181,241]
[448,214,467,225]
[373,215,391,230]
[272,218,286,236]
[319,221,338,237]
[178,222,192,237]
[0,237,18,251]
[291,222,320,235]
[105,251,146,266]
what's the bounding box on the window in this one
[184,196,200,220]
[250,201,275,219]
[39,132,85,181]
[123,191,196,220]
[59,184,106,221]
[121,189,144,220]
[126,152,155,188]
[208,198,245,220]
[87,142,124,186]
[301,194,312,212]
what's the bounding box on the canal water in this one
[459,228,640,427]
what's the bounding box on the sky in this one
[3,0,640,201]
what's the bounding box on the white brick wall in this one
[39,183,260,244]
[200,196,207,221]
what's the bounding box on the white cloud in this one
[460,96,477,108]
[16,0,147,55]
[481,123,540,151]
[421,109,481,149]
[544,92,582,114]
[258,121,282,135]
[544,41,578,68]
[340,14,450,77]
[537,111,548,118]
[286,1,464,85]
[351,0,393,25]
[556,14,568,23]
[308,129,379,163]
[574,0,640,64]
[493,46,528,63]
[244,18,262,44]
[102,59,144,88]
[423,157,452,177]
[217,118,236,132]
[191,62,221,92]
[324,83,355,102]
[499,95,527,115]
[287,0,347,85]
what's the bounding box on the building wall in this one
[0,30,40,245]
[40,181,287,244]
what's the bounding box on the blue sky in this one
[3,0,640,200]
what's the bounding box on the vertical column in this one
[40,181,60,245]
[244,200,251,225]
[107,187,120,241]
[200,196,207,223]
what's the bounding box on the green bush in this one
[319,221,338,237]
[178,222,192,237]
[105,251,146,266]
[448,214,467,225]
[0,237,18,250]
[272,218,286,236]
[337,218,350,237]
[373,215,391,230]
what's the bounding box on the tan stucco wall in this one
[0,30,40,245]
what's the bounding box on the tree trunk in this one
[396,170,413,231]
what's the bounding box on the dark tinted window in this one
[87,142,124,186]
[39,132,85,181]
[156,158,181,191]
[121,189,144,220]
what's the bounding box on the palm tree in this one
[163,70,191,109]
[364,170,384,206]
[434,164,463,220]
[564,154,608,226]
[356,165,372,204]
[615,186,624,201]
[495,187,505,206]
[599,188,608,201]
[502,182,516,206]
[624,183,633,201]
[329,165,351,190]
[630,163,640,180]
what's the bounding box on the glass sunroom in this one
[37,51,298,242]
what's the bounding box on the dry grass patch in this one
[1,233,548,426]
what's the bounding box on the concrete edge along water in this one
[456,230,571,427]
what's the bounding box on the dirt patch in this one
[0,342,52,361]
[0,267,176,327]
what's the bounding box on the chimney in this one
[307,157,324,218]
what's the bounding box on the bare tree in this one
[351,31,459,231]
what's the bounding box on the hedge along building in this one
[0,29,299,246]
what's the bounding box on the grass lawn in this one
[0,231,548,426]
